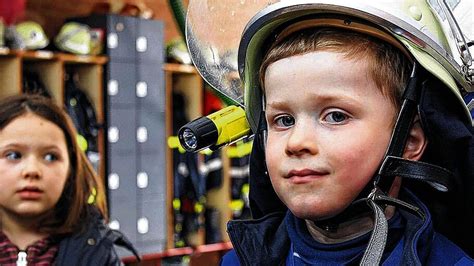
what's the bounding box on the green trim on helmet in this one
[402,0,450,51]
[400,38,472,122]
[244,18,286,132]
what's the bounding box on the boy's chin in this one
[290,207,344,222]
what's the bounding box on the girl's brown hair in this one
[260,27,412,110]
[0,94,107,235]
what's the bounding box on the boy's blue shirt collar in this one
[285,188,439,265]
[286,203,405,265]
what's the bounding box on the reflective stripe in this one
[177,162,189,176]
[230,166,250,178]
[467,98,474,111]
[199,158,223,175]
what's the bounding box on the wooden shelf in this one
[163,63,198,74]
[0,49,108,64]
[58,53,108,64]
[22,50,55,60]
[121,242,233,264]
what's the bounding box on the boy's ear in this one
[403,116,427,161]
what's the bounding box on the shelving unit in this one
[164,63,234,238]
[164,62,206,249]
[0,51,234,265]
[161,63,233,265]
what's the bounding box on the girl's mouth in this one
[17,187,43,199]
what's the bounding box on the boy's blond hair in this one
[259,28,412,110]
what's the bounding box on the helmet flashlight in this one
[178,105,251,152]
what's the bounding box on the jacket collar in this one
[227,189,435,265]
[227,212,290,265]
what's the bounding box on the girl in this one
[0,94,138,265]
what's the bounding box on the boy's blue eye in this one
[275,115,295,127]
[6,151,21,160]
[324,111,348,124]
[44,153,58,162]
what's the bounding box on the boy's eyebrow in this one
[266,93,361,108]
[266,100,287,109]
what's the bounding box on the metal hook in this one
[438,0,473,81]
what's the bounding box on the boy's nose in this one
[285,121,318,156]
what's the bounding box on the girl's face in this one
[264,51,396,221]
[0,113,70,219]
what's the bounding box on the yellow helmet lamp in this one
[178,105,250,152]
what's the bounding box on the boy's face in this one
[0,113,70,220]
[264,51,396,221]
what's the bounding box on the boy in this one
[225,25,473,264]
[185,0,473,264]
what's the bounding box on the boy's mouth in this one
[286,169,329,184]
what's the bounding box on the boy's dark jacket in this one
[55,209,139,265]
[222,82,474,264]
[223,190,473,265]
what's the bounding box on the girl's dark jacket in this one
[223,81,474,264]
[54,209,139,265]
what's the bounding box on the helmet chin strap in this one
[310,62,455,265]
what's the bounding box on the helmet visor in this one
[186,0,280,106]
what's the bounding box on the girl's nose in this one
[285,121,319,156]
[22,157,41,179]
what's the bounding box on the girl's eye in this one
[44,153,58,162]
[275,115,295,127]
[324,111,349,124]
[6,151,21,160]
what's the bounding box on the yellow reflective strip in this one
[200,148,213,155]
[230,199,244,211]
[227,141,253,158]
[173,198,181,210]
[194,202,204,213]
[241,184,249,195]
